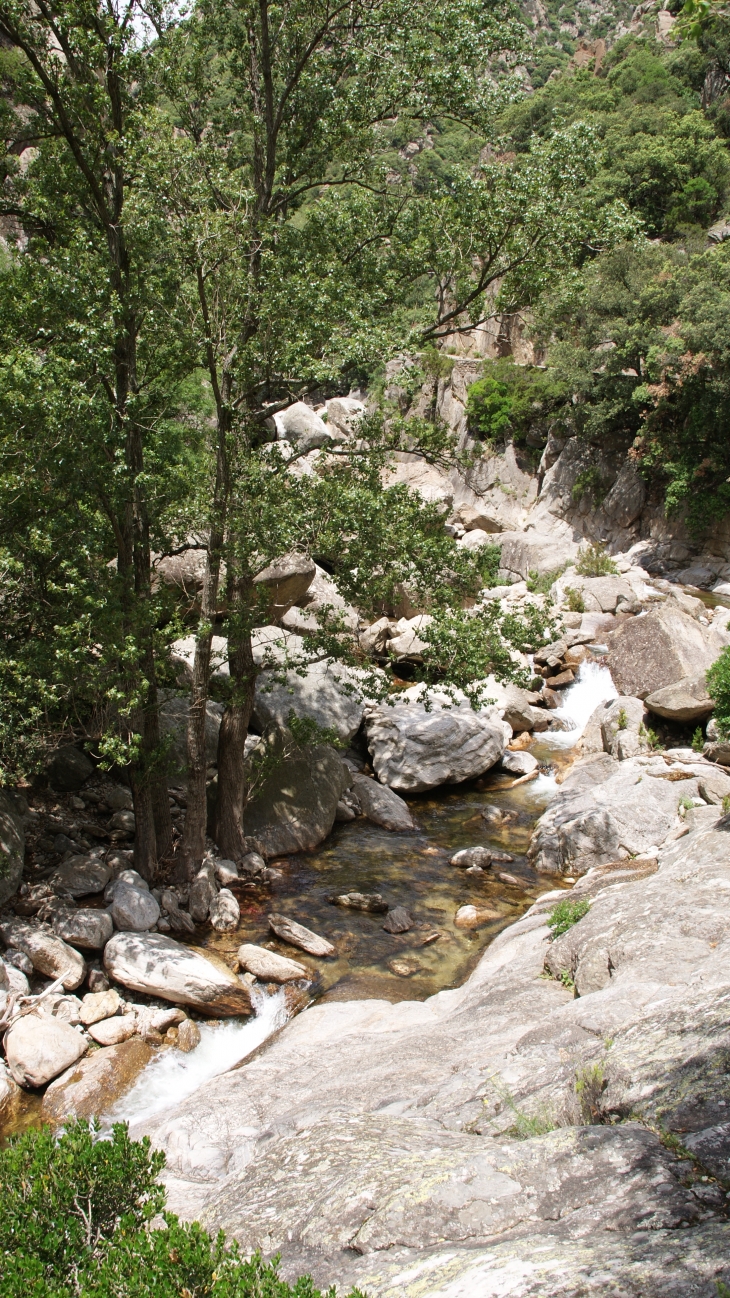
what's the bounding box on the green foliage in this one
[571,467,609,506]
[617,707,628,730]
[679,793,695,811]
[559,969,576,993]
[547,897,590,937]
[639,721,663,750]
[0,1121,361,1298]
[723,794,730,815]
[575,1062,607,1124]
[417,598,562,702]
[564,586,586,613]
[692,725,705,751]
[496,40,730,238]
[707,646,730,736]
[575,544,619,577]
[485,1079,558,1139]
[526,566,567,594]
[466,359,570,447]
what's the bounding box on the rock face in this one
[253,551,317,618]
[645,674,715,723]
[46,745,94,791]
[135,814,730,1296]
[159,692,223,775]
[42,1037,153,1123]
[497,530,579,581]
[252,660,364,744]
[365,703,505,792]
[349,774,414,831]
[527,751,704,876]
[103,932,253,1016]
[0,789,25,908]
[242,735,351,856]
[5,1013,87,1088]
[605,604,721,699]
[1,919,86,989]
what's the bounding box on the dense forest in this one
[2,0,730,881]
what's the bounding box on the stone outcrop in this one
[605,604,722,699]
[242,734,351,856]
[0,919,86,989]
[349,774,414,832]
[497,530,579,582]
[135,814,730,1296]
[252,660,365,744]
[103,932,253,1016]
[365,702,505,792]
[41,1036,153,1123]
[645,674,715,723]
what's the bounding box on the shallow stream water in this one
[4,661,618,1135]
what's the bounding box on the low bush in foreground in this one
[547,898,590,938]
[0,1121,363,1298]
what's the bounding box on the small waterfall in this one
[550,659,617,748]
[107,986,288,1129]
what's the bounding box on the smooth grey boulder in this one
[350,774,414,831]
[253,660,364,744]
[5,1012,87,1088]
[497,530,579,580]
[605,604,721,699]
[209,888,240,933]
[54,908,113,951]
[645,674,714,724]
[0,789,24,907]
[527,753,695,876]
[237,943,307,982]
[103,932,253,1016]
[365,703,504,792]
[242,733,351,856]
[568,574,634,613]
[501,749,538,776]
[268,913,335,956]
[450,846,493,868]
[476,677,537,733]
[52,855,111,898]
[253,551,317,618]
[46,745,94,791]
[111,882,160,933]
[599,696,646,760]
[272,403,330,450]
[0,918,86,989]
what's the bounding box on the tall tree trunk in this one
[214,578,256,859]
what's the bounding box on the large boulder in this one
[497,531,579,581]
[159,692,223,776]
[46,745,94,792]
[324,396,365,438]
[605,604,721,699]
[0,919,86,989]
[5,1012,87,1088]
[253,660,365,744]
[0,789,24,908]
[291,564,359,632]
[54,908,114,951]
[253,552,317,619]
[645,674,715,724]
[527,753,699,876]
[350,774,414,832]
[272,402,331,451]
[476,677,538,733]
[103,932,253,1016]
[566,574,635,613]
[51,855,111,898]
[111,882,160,933]
[242,733,351,856]
[599,696,646,761]
[237,943,307,982]
[41,1036,153,1124]
[365,702,505,792]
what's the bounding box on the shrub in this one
[0,1121,363,1298]
[564,585,585,613]
[575,1062,607,1125]
[547,897,590,937]
[617,707,628,730]
[575,543,618,577]
[692,726,705,751]
[526,565,566,594]
[639,721,663,751]
[706,646,730,738]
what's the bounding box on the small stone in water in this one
[331,892,388,913]
[465,864,484,875]
[481,805,503,825]
[414,930,441,947]
[490,851,514,863]
[382,906,413,934]
[388,957,421,977]
[268,913,335,956]
[450,846,492,869]
[176,1018,201,1052]
[497,872,526,888]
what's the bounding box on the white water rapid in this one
[550,658,618,747]
[107,985,288,1129]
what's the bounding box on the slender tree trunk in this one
[214,578,256,859]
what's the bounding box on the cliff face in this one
[390,354,730,588]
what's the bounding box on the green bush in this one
[706,646,730,738]
[563,586,586,613]
[575,544,618,577]
[0,1121,363,1298]
[692,726,705,751]
[547,897,590,937]
[466,359,569,447]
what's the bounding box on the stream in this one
[105,659,617,1129]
